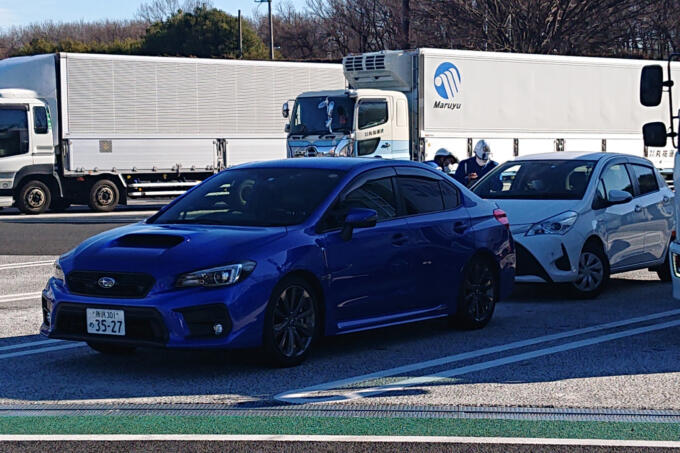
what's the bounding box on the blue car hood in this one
[62,223,287,279]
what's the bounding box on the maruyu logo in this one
[434,62,461,99]
[433,62,462,111]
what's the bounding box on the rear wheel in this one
[16,180,51,214]
[570,243,609,299]
[263,277,319,367]
[88,179,119,212]
[452,256,497,330]
[87,341,136,355]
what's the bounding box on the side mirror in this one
[643,122,668,147]
[281,102,290,118]
[341,208,377,241]
[640,65,664,107]
[284,123,290,133]
[608,189,633,206]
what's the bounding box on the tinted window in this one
[324,177,397,230]
[601,164,633,197]
[0,108,28,158]
[631,164,659,195]
[150,168,345,227]
[474,160,595,200]
[357,138,380,156]
[33,107,49,134]
[440,181,460,209]
[399,176,444,215]
[358,101,387,130]
[290,96,355,135]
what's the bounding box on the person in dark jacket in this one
[454,140,498,187]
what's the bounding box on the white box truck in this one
[0,53,344,213]
[284,48,678,176]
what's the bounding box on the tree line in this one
[1,0,679,62]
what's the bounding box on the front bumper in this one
[512,227,584,283]
[40,276,271,349]
[0,196,13,208]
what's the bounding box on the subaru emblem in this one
[98,277,116,289]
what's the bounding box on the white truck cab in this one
[0,89,57,211]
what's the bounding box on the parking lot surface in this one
[0,207,679,415]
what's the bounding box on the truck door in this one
[355,98,393,158]
[30,105,54,165]
[0,105,31,179]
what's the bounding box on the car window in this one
[358,100,388,130]
[601,164,634,197]
[323,177,397,230]
[440,181,460,209]
[630,164,659,195]
[398,176,444,215]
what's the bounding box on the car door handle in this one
[391,233,408,246]
[453,221,468,234]
[634,205,643,213]
[381,142,391,148]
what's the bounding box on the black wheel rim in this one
[26,187,46,209]
[463,261,495,322]
[272,285,316,358]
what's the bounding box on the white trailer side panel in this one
[60,53,344,170]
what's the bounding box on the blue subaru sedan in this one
[41,159,515,366]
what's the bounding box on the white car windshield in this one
[473,160,596,200]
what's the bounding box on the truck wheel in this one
[16,180,51,214]
[88,180,119,212]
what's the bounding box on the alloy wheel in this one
[462,261,495,323]
[573,251,604,292]
[272,285,316,358]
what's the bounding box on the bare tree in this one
[136,0,214,23]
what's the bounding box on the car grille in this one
[66,271,155,298]
[52,303,168,346]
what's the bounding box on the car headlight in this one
[175,261,256,288]
[526,211,578,236]
[53,261,65,283]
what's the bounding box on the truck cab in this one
[0,89,57,212]
[284,88,410,160]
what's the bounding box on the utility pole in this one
[238,9,243,58]
[401,0,410,49]
[256,0,275,60]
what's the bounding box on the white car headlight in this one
[176,261,256,288]
[526,211,578,236]
[53,261,65,283]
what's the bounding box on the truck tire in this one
[88,179,119,212]
[16,180,51,215]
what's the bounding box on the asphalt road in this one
[0,207,679,414]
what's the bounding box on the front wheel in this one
[16,180,51,214]
[570,243,609,299]
[263,277,319,367]
[451,256,497,330]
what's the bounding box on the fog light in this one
[213,323,223,335]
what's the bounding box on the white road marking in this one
[276,308,680,403]
[0,260,54,271]
[283,318,680,404]
[0,343,84,360]
[0,340,63,352]
[0,292,42,303]
[0,435,678,448]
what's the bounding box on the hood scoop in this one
[114,234,185,249]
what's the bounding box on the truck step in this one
[128,182,201,189]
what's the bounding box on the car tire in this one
[87,342,136,355]
[16,180,51,215]
[262,276,320,367]
[451,256,497,330]
[88,179,119,212]
[570,242,610,299]
[653,250,672,282]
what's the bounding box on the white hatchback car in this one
[473,152,675,298]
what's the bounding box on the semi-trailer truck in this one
[284,48,678,178]
[0,53,344,214]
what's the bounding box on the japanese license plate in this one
[86,308,125,336]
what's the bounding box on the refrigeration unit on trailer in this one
[284,48,679,176]
[0,53,344,213]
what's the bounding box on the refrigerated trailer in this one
[0,53,344,213]
[284,48,679,177]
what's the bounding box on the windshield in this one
[290,96,355,136]
[0,108,28,158]
[150,168,346,227]
[473,159,596,200]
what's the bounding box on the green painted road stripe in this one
[1,416,679,441]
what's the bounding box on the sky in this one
[0,0,308,30]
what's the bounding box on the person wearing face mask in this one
[454,140,497,187]
[429,149,458,174]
